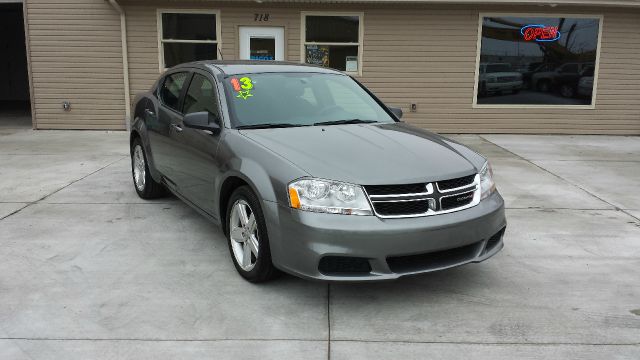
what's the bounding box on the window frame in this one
[157,9,222,72]
[472,12,603,109]
[300,11,364,76]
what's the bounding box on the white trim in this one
[238,26,286,61]
[157,9,222,72]
[472,12,604,110]
[107,0,131,130]
[300,11,364,76]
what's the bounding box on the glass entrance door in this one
[239,26,285,61]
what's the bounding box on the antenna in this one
[217,46,224,60]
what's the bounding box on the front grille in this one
[440,190,475,211]
[374,200,431,216]
[365,174,478,218]
[387,241,483,273]
[437,175,476,191]
[364,183,427,196]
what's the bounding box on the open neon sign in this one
[520,24,561,42]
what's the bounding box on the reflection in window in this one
[476,16,600,106]
[183,74,220,118]
[303,15,361,72]
[160,12,218,68]
[250,38,276,60]
[160,72,188,111]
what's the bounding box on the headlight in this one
[288,178,372,215]
[480,161,496,200]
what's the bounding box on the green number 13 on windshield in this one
[230,77,254,100]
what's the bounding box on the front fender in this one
[217,131,309,204]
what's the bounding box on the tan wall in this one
[26,0,126,130]
[28,1,640,134]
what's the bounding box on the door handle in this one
[171,123,183,132]
[144,109,155,117]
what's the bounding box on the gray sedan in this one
[130,61,506,282]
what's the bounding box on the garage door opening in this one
[0,3,31,128]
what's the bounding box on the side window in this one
[182,74,220,120]
[159,72,188,111]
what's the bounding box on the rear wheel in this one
[131,138,166,199]
[226,186,278,282]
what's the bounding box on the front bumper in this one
[263,191,506,281]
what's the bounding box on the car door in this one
[149,71,191,189]
[172,70,224,215]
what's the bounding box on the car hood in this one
[239,122,479,185]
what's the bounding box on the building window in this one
[302,13,363,74]
[158,10,220,70]
[474,15,602,107]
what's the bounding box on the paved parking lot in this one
[1,128,639,359]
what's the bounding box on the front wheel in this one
[226,186,279,282]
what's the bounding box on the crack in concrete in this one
[478,136,640,223]
[1,337,638,347]
[327,283,332,360]
[0,156,127,222]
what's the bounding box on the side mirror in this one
[183,111,221,134]
[389,107,403,119]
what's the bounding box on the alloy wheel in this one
[229,199,260,271]
[132,145,146,191]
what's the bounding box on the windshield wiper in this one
[236,123,311,130]
[313,119,378,126]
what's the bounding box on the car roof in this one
[171,60,345,76]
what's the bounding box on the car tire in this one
[537,79,550,92]
[225,186,279,283]
[131,137,166,199]
[560,84,575,98]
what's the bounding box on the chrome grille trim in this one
[368,183,433,199]
[436,176,477,193]
[364,174,480,219]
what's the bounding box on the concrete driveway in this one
[1,128,639,359]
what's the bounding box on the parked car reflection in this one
[478,63,523,97]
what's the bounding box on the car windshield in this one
[486,64,511,73]
[223,72,395,128]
